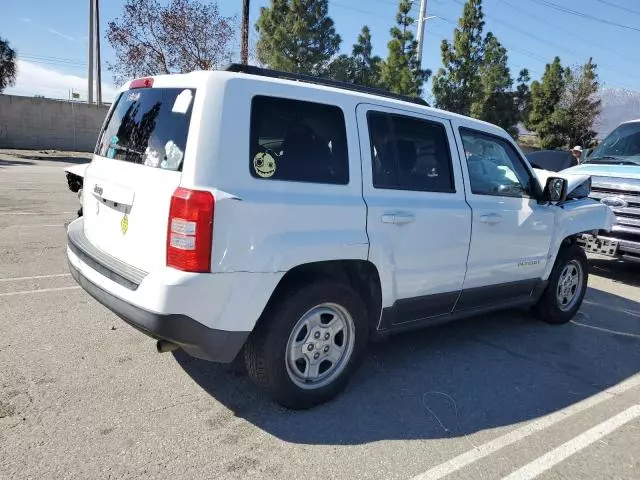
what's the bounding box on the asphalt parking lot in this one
[1,150,639,480]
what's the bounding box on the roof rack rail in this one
[223,63,429,107]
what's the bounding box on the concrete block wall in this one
[0,95,110,152]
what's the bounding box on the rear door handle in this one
[382,213,415,225]
[480,213,502,225]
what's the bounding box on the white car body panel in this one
[356,104,472,311]
[462,195,555,288]
[542,198,617,278]
[67,242,283,332]
[83,159,182,273]
[204,77,369,273]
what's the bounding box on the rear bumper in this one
[66,217,284,362]
[69,261,248,362]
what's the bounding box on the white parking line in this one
[409,374,640,480]
[501,405,640,480]
[571,320,640,339]
[0,286,80,297]
[0,273,71,282]
[7,224,63,228]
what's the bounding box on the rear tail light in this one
[166,187,214,272]
[130,77,154,89]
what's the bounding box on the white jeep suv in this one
[67,65,615,409]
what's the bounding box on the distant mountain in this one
[596,88,640,137]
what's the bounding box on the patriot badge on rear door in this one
[121,214,129,235]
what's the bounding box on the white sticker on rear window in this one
[143,147,161,168]
[172,89,193,114]
[162,140,184,170]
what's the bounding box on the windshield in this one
[586,122,640,165]
[95,87,195,171]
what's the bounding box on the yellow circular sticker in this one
[253,152,276,178]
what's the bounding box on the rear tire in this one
[533,243,588,325]
[244,281,369,410]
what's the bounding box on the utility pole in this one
[88,0,94,103]
[416,0,428,70]
[241,0,250,65]
[95,0,102,106]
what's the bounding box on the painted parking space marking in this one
[0,286,81,297]
[0,273,71,282]
[501,405,640,480]
[409,373,640,480]
[7,223,64,228]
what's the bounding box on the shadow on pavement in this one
[175,286,640,445]
[589,257,640,288]
[9,153,91,165]
[0,159,35,167]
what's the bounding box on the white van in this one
[67,65,614,409]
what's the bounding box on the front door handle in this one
[480,213,502,225]
[382,213,415,225]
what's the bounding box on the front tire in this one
[244,281,369,410]
[533,243,588,324]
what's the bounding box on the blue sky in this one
[3,0,640,102]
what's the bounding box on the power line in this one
[527,0,640,32]
[450,0,578,56]
[20,53,86,66]
[594,0,640,17]
[496,0,640,82]
[331,1,390,18]
[20,59,86,70]
[429,12,638,90]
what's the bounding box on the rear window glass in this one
[95,87,195,171]
[249,95,349,184]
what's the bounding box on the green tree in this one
[470,33,518,136]
[380,0,430,97]
[327,25,381,87]
[515,68,532,123]
[351,26,382,87]
[326,54,356,83]
[432,0,484,114]
[0,37,17,93]
[561,58,601,148]
[255,0,341,75]
[526,57,569,148]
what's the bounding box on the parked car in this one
[64,163,89,217]
[562,119,640,263]
[526,149,578,172]
[66,64,615,409]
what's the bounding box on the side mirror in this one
[543,177,568,203]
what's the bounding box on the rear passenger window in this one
[367,112,454,193]
[249,96,349,184]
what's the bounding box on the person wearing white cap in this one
[570,145,582,164]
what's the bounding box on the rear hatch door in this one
[83,84,196,273]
